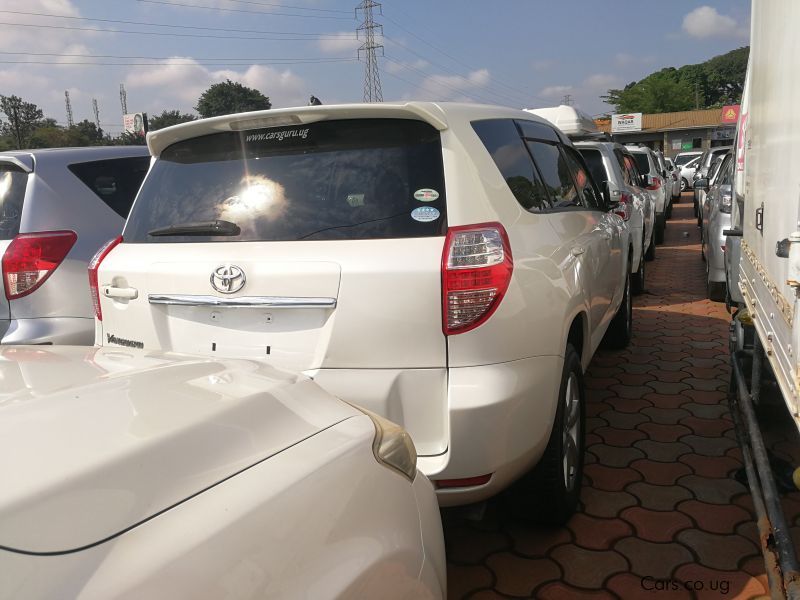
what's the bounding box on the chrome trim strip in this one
[148,294,336,309]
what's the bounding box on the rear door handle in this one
[102,285,138,300]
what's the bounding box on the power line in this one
[174,0,351,13]
[382,8,547,105]
[0,20,358,41]
[134,0,354,20]
[0,9,357,36]
[0,50,357,62]
[0,58,358,66]
[382,36,529,107]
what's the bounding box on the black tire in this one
[644,231,656,261]
[603,270,633,349]
[632,247,645,295]
[666,199,673,219]
[654,215,665,245]
[681,178,688,192]
[707,260,726,302]
[509,343,585,526]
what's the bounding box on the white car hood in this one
[0,346,357,554]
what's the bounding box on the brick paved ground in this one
[442,195,784,599]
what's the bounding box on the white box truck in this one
[727,2,800,596]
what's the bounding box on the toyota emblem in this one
[210,264,246,294]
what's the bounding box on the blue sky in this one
[0,0,751,134]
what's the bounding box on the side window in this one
[578,148,609,190]
[472,119,551,211]
[68,156,151,218]
[525,140,580,208]
[623,155,641,186]
[613,149,632,185]
[562,146,602,210]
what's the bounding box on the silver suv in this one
[576,141,655,293]
[0,146,150,344]
[626,146,669,244]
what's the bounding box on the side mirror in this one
[694,178,709,190]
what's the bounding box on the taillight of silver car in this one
[88,235,123,321]
[614,192,633,221]
[441,223,513,335]
[2,231,77,300]
[646,177,662,191]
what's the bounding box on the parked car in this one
[577,140,655,292]
[0,146,150,345]
[664,157,682,201]
[679,155,701,192]
[93,103,632,523]
[673,150,703,168]
[626,145,668,244]
[651,150,675,216]
[696,153,726,227]
[698,151,733,301]
[0,345,446,598]
[693,145,732,216]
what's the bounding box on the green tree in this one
[602,47,749,113]
[147,109,197,131]
[195,79,271,118]
[0,95,44,149]
[113,131,147,146]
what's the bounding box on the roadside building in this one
[594,105,740,157]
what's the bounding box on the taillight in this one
[614,192,633,221]
[88,235,122,321]
[441,223,513,335]
[647,177,662,191]
[2,231,77,300]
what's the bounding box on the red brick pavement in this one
[442,195,783,599]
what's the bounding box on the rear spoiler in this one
[568,132,614,142]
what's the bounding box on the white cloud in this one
[124,58,309,111]
[682,6,748,39]
[415,68,490,101]
[318,31,362,55]
[385,59,428,75]
[539,85,573,100]
[532,59,555,72]
[0,0,93,53]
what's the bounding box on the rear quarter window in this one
[631,153,651,175]
[0,164,28,240]
[577,148,609,188]
[68,156,150,218]
[471,119,551,212]
[124,119,446,242]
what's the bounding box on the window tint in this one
[719,155,734,185]
[69,156,150,218]
[562,146,602,210]
[631,153,651,175]
[526,141,581,208]
[613,149,632,185]
[472,119,551,211]
[515,119,560,143]
[0,164,27,240]
[124,119,447,243]
[623,155,641,186]
[578,149,609,189]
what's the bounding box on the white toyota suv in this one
[93,103,631,523]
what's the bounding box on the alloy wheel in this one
[562,372,581,492]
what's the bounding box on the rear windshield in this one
[123,119,446,243]
[0,164,28,240]
[674,153,699,166]
[577,149,608,187]
[632,153,651,175]
[68,156,150,218]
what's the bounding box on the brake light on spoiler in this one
[441,223,513,335]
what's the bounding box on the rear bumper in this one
[310,355,563,506]
[1,317,94,345]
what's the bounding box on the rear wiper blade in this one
[148,220,241,237]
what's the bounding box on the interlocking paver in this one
[620,507,692,542]
[614,538,694,578]
[442,199,771,599]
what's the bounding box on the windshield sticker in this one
[411,206,440,223]
[245,128,309,143]
[346,193,365,207]
[414,188,439,202]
